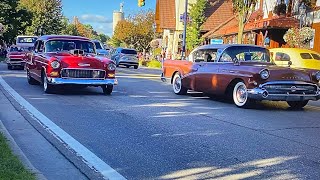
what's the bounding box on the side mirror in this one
[288,60,292,67]
[195,59,204,63]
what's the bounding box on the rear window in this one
[275,52,290,61]
[311,53,320,60]
[121,49,137,55]
[300,53,312,59]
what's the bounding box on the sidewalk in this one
[0,86,87,180]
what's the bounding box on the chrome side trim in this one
[34,59,48,65]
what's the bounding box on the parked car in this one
[25,35,117,94]
[269,48,320,70]
[110,47,139,69]
[16,35,37,47]
[161,44,320,109]
[6,45,33,70]
[92,40,109,57]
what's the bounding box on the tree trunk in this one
[237,12,244,44]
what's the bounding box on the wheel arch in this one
[225,78,245,96]
[40,66,47,82]
[171,71,181,84]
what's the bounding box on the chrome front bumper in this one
[7,60,25,66]
[47,78,118,86]
[247,81,320,101]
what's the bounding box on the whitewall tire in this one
[233,82,250,108]
[172,73,187,95]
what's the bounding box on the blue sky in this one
[62,0,156,36]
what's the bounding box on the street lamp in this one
[181,0,188,59]
[299,2,306,28]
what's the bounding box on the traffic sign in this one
[210,39,223,44]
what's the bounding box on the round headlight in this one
[107,63,116,71]
[260,69,270,80]
[315,71,320,81]
[50,61,60,69]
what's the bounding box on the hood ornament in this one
[78,63,90,67]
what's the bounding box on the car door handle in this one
[229,70,235,73]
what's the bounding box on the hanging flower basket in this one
[283,27,315,48]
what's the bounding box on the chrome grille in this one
[9,59,22,62]
[263,84,317,95]
[61,69,105,79]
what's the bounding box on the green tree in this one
[186,0,208,51]
[19,0,64,35]
[95,34,110,44]
[108,37,122,47]
[0,0,32,44]
[60,17,79,36]
[113,10,155,51]
[232,0,257,43]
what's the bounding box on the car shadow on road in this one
[182,92,317,112]
[52,86,104,96]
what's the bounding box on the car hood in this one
[8,52,26,56]
[45,52,111,69]
[238,62,314,82]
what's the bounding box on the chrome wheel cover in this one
[43,77,48,91]
[233,82,248,107]
[173,75,182,93]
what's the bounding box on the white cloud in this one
[79,14,112,23]
[93,23,113,36]
[78,14,113,36]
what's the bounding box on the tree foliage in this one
[19,0,64,35]
[186,0,208,51]
[60,17,79,36]
[113,10,155,51]
[94,34,110,44]
[232,0,257,43]
[0,0,32,44]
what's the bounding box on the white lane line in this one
[0,76,126,180]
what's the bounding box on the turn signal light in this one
[107,73,115,78]
[50,71,59,77]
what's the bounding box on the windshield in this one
[45,40,96,53]
[220,46,271,63]
[94,42,103,49]
[17,37,37,44]
[10,46,33,52]
[121,49,137,55]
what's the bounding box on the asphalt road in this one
[1,63,320,179]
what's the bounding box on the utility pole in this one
[181,0,188,59]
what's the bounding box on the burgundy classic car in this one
[161,44,320,108]
[6,45,33,70]
[25,35,117,94]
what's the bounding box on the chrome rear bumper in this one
[47,78,118,86]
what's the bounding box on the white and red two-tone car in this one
[6,45,33,70]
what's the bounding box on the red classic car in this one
[6,45,33,70]
[161,44,320,108]
[25,35,117,94]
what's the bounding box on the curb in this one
[0,120,47,180]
